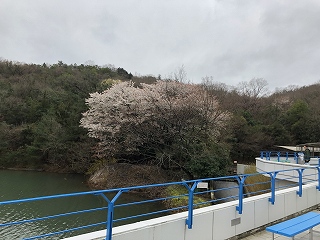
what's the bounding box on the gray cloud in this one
[1,0,320,91]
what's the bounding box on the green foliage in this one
[262,123,291,145]
[280,100,312,143]
[0,60,132,171]
[117,67,133,79]
[163,185,210,211]
[208,80,320,163]
[228,114,267,162]
[184,141,231,179]
[100,78,121,90]
[242,111,256,126]
[1,60,320,178]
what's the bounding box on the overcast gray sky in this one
[1,0,320,91]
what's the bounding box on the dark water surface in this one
[0,170,163,239]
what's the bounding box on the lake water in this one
[0,170,163,239]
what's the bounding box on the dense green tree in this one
[280,100,311,143]
[184,140,230,178]
[0,60,133,171]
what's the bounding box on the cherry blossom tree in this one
[80,80,231,178]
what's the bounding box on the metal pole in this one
[236,176,247,214]
[316,167,320,191]
[296,169,304,197]
[184,181,198,229]
[268,172,278,205]
[106,190,124,240]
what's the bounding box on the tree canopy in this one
[80,80,231,178]
[0,60,133,171]
[1,60,320,178]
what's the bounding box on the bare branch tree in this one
[237,78,269,98]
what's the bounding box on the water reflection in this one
[0,170,164,239]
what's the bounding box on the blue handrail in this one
[1,165,320,240]
[260,151,319,164]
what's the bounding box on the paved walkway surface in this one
[241,212,320,240]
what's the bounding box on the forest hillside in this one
[0,60,319,177]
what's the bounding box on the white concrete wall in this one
[64,181,320,240]
[256,157,318,183]
[237,164,251,174]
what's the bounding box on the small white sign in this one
[197,182,208,189]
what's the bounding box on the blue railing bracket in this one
[295,169,305,197]
[267,171,279,205]
[236,175,247,214]
[106,190,124,240]
[316,167,320,191]
[184,181,198,229]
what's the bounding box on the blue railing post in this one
[236,175,247,214]
[296,169,305,197]
[106,190,124,240]
[267,171,278,204]
[183,181,198,229]
[294,152,298,164]
[316,167,320,191]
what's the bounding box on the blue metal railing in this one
[2,166,320,240]
[260,151,320,164]
[260,151,298,162]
